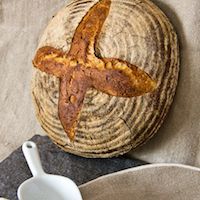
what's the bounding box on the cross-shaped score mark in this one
[33,0,156,140]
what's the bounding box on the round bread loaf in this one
[32,0,179,157]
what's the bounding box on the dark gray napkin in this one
[0,135,147,200]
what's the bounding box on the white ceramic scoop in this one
[17,141,83,200]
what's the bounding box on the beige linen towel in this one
[130,0,200,166]
[0,0,200,166]
[80,164,200,200]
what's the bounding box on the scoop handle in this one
[22,141,45,177]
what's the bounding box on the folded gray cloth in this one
[0,135,146,200]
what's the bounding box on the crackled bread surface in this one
[32,0,179,157]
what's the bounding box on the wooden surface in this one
[32,0,179,157]
[0,0,200,166]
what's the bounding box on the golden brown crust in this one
[98,58,156,96]
[58,68,91,140]
[68,0,111,58]
[32,46,68,77]
[33,0,156,140]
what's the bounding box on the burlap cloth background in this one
[0,0,199,164]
